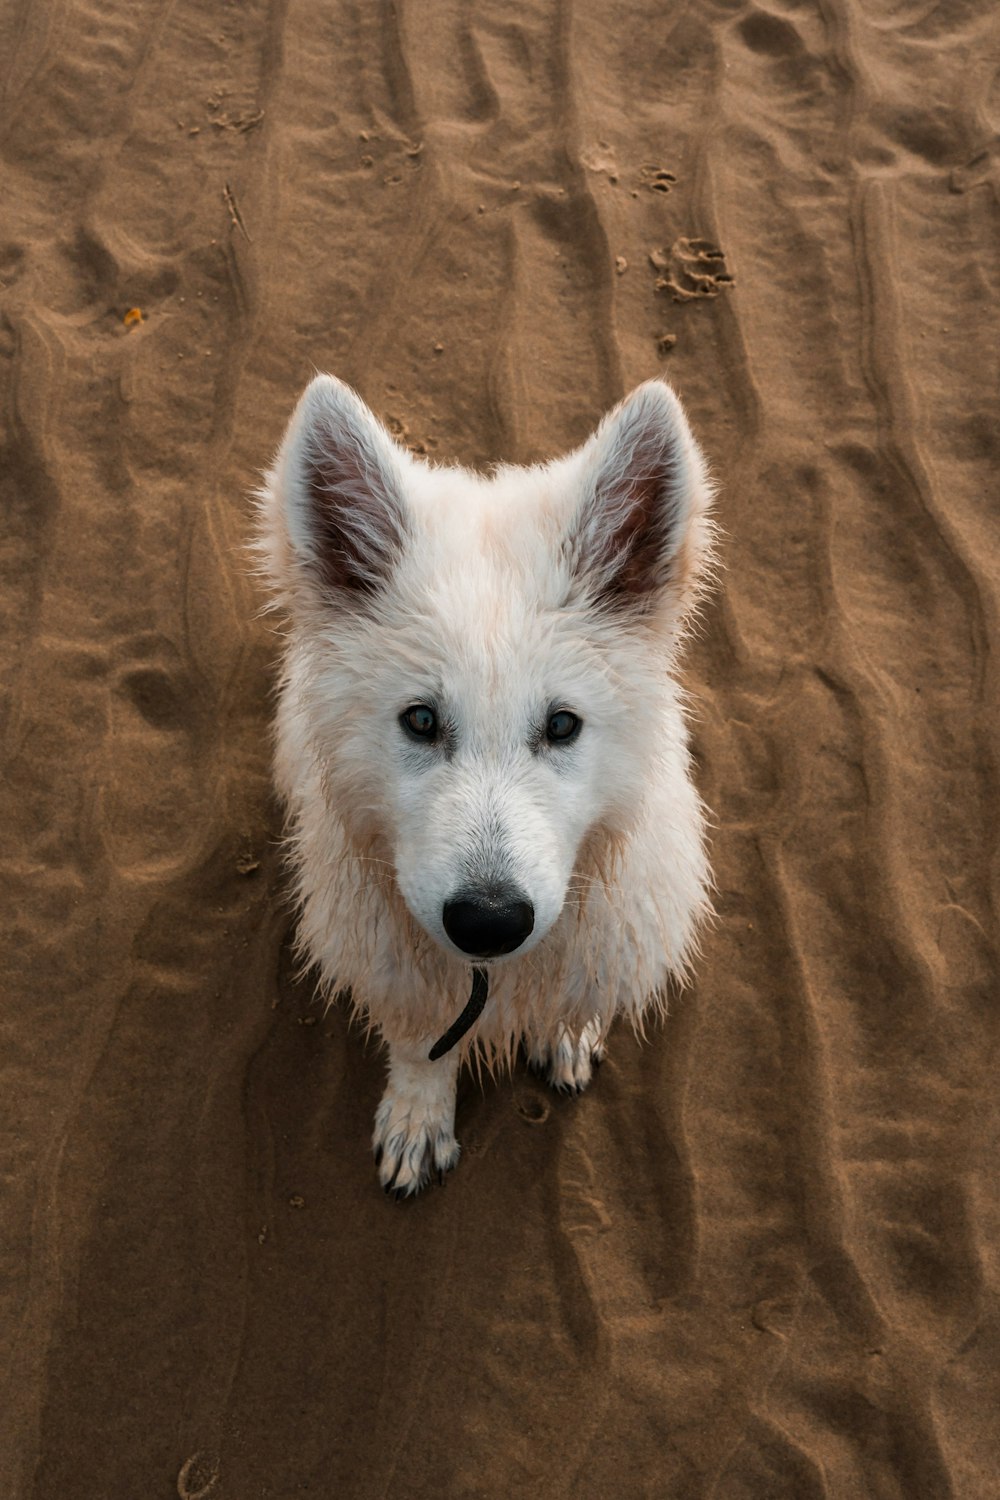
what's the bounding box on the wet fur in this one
[256,375,716,1194]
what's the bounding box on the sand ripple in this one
[2,0,998,1493]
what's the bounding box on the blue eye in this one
[401,704,437,740]
[546,710,581,744]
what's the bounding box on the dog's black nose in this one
[442,889,535,958]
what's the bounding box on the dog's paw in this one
[526,1018,605,1095]
[372,1093,461,1199]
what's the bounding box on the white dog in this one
[257,374,716,1196]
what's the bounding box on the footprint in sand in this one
[640,164,678,195]
[386,411,435,457]
[176,1451,220,1499]
[650,237,734,302]
[0,242,26,288]
[102,636,203,879]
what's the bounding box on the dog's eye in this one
[401,704,438,741]
[546,710,581,744]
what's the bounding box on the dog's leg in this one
[373,1040,461,1198]
[526,1016,605,1095]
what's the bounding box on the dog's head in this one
[261,375,714,965]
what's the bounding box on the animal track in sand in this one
[580,151,677,195]
[103,646,202,877]
[514,1087,550,1124]
[121,666,187,731]
[385,411,435,457]
[640,164,678,195]
[650,238,734,302]
[176,1451,220,1499]
[0,242,25,287]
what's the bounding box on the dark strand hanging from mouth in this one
[428,967,489,1061]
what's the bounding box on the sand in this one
[2,0,999,1494]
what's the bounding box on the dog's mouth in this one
[428,966,490,1061]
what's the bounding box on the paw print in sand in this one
[640,164,677,195]
[386,411,436,458]
[650,238,734,302]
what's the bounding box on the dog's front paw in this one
[526,1018,605,1095]
[373,1041,460,1199]
[373,1092,461,1198]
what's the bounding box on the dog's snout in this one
[442,887,535,958]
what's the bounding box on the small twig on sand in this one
[223,181,252,243]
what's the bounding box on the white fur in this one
[256,375,716,1196]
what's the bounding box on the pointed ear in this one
[570,380,712,614]
[280,374,408,602]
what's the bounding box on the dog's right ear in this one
[280,374,408,603]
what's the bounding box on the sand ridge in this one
[1,0,999,1494]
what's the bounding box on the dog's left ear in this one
[570,380,712,614]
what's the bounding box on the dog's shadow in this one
[234,932,698,1493]
[239,942,542,1482]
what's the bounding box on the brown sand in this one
[2,0,999,1495]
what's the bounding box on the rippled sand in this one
[2,0,998,1494]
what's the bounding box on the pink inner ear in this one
[589,435,682,607]
[601,468,670,602]
[302,421,405,599]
